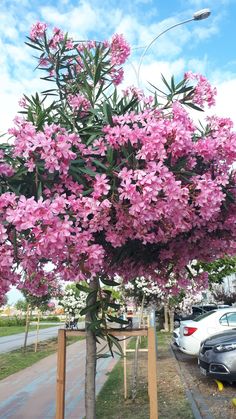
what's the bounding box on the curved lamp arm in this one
[137,8,211,87]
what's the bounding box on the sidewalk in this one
[0,339,118,419]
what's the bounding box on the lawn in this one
[0,336,82,380]
[0,324,62,337]
[96,332,194,419]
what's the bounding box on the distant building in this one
[223,273,236,293]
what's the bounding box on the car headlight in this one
[214,343,236,352]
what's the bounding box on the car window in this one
[192,307,203,315]
[194,310,217,322]
[219,312,236,326]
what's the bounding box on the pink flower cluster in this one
[110,34,131,66]
[30,22,47,40]
[68,94,91,117]
[9,118,81,174]
[1,23,236,302]
[184,71,217,108]
[48,27,64,49]
[0,150,14,177]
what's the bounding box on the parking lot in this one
[172,344,236,419]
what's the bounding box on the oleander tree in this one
[58,284,87,318]
[123,273,208,331]
[1,22,236,417]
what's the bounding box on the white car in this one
[178,307,236,356]
[172,327,180,347]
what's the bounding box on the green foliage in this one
[196,256,236,285]
[0,317,26,327]
[31,315,61,322]
[15,299,28,312]
[21,290,53,312]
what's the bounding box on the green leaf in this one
[147,81,166,96]
[25,42,43,51]
[184,102,204,112]
[92,159,108,171]
[82,188,93,196]
[76,283,91,293]
[107,302,120,310]
[171,75,175,93]
[94,63,102,86]
[175,86,193,95]
[161,74,172,93]
[79,167,97,177]
[80,301,100,316]
[175,79,185,90]
[106,148,113,165]
[107,315,129,325]
[103,102,113,126]
[96,353,111,359]
[107,334,123,356]
[100,277,120,286]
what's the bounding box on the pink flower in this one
[30,22,47,40]
[92,174,110,199]
[68,94,91,117]
[184,71,216,108]
[110,34,130,65]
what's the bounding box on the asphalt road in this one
[0,322,85,353]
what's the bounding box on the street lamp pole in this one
[137,8,211,86]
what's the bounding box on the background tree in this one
[0,295,8,308]
[196,256,236,285]
[58,283,87,320]
[211,284,236,306]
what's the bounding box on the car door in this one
[219,312,236,330]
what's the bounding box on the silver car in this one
[198,329,236,382]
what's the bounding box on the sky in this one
[2,0,236,303]
[1,0,236,134]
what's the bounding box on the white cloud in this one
[0,0,236,135]
[208,78,236,126]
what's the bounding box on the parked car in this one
[172,327,180,347]
[174,304,229,328]
[198,329,236,382]
[178,307,236,356]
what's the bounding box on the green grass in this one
[0,336,82,380]
[96,332,194,419]
[0,324,61,337]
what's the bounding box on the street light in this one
[137,8,211,86]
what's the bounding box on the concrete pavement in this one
[0,339,118,418]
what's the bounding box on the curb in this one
[170,344,214,419]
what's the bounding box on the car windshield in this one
[194,310,217,322]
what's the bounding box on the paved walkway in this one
[0,323,85,353]
[0,339,118,418]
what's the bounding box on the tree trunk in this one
[169,307,175,332]
[131,294,145,400]
[85,278,99,419]
[164,303,169,332]
[23,304,31,351]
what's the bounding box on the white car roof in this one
[180,307,236,326]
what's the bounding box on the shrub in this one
[0,316,26,327]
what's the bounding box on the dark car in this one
[198,329,236,382]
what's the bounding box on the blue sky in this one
[2,0,236,303]
[1,0,236,134]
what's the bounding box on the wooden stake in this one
[56,329,66,419]
[123,339,127,399]
[23,304,31,351]
[148,327,158,419]
[34,310,40,353]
